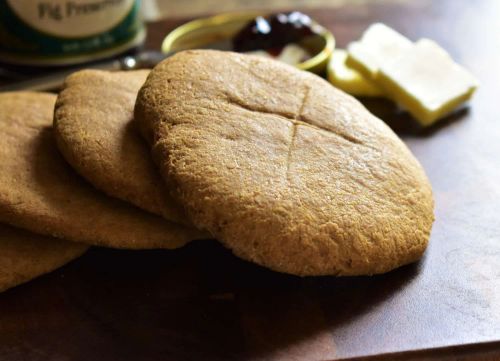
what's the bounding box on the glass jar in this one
[0,0,145,66]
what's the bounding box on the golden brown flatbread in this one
[136,50,434,276]
[0,222,87,293]
[54,70,188,224]
[0,92,206,249]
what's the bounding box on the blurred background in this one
[141,0,402,20]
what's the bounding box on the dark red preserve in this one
[233,12,318,53]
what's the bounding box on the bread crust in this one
[54,69,189,225]
[136,50,435,275]
[0,92,206,249]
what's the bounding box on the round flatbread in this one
[0,92,206,249]
[135,50,434,276]
[0,222,88,293]
[54,70,188,224]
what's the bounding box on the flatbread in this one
[0,222,87,293]
[135,50,434,276]
[0,92,206,249]
[54,70,188,224]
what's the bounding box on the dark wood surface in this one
[1,0,499,360]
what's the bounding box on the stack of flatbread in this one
[0,50,434,292]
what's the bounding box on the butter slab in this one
[347,23,412,79]
[327,49,384,97]
[378,39,479,126]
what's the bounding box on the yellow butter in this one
[377,39,479,126]
[278,44,310,65]
[246,50,273,59]
[346,23,412,79]
[327,49,384,97]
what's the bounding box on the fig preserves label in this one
[0,0,145,65]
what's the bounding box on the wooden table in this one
[1,0,499,360]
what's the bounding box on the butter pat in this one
[347,23,412,79]
[246,44,310,65]
[327,49,384,97]
[246,50,273,59]
[278,44,310,65]
[378,39,479,126]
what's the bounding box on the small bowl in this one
[162,12,335,74]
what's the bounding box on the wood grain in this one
[0,0,499,360]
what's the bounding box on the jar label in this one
[0,0,143,64]
[6,0,135,37]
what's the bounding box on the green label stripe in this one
[0,0,142,57]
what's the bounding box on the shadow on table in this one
[359,97,470,137]
[0,240,422,361]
